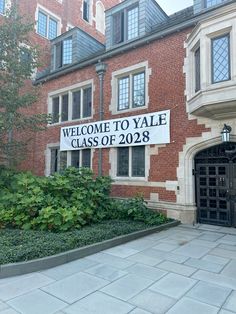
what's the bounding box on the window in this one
[117,146,145,177]
[195,47,201,92]
[83,0,90,22]
[37,10,59,39]
[0,0,5,15]
[118,72,145,111]
[96,1,105,34]
[127,6,139,40]
[50,148,91,175]
[205,0,223,8]
[211,34,230,83]
[55,37,73,69]
[113,5,139,45]
[50,85,92,124]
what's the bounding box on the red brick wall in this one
[20,28,210,204]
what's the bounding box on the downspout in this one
[95,61,107,176]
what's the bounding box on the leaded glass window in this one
[205,0,223,8]
[37,10,58,39]
[82,149,91,168]
[212,34,230,83]
[72,91,81,120]
[117,147,129,176]
[62,37,72,65]
[83,0,90,22]
[132,146,145,177]
[0,0,5,14]
[48,18,58,40]
[71,150,80,168]
[61,94,69,122]
[50,148,59,174]
[38,11,47,38]
[83,87,92,118]
[118,77,129,110]
[118,71,145,111]
[60,151,67,171]
[112,5,139,46]
[195,47,201,92]
[127,6,139,40]
[50,149,91,175]
[133,72,145,107]
[51,85,92,124]
[52,97,59,123]
[117,146,145,177]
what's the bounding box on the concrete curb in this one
[0,220,180,279]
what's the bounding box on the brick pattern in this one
[19,28,210,204]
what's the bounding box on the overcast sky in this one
[157,0,193,15]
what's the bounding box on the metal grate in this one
[212,34,230,83]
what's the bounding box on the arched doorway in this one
[195,142,236,227]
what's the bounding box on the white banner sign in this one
[60,110,170,151]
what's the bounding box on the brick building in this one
[2,0,236,226]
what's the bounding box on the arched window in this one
[96,1,105,34]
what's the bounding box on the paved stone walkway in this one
[1,224,236,314]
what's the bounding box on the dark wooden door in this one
[196,164,232,226]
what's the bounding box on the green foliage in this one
[107,196,168,226]
[0,220,152,264]
[0,167,113,232]
[0,167,169,232]
[0,5,49,167]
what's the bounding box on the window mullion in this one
[59,95,62,123]
[129,147,132,177]
[81,88,84,118]
[129,74,132,109]
[68,91,72,121]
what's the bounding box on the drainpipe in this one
[95,61,107,176]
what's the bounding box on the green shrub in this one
[0,167,112,232]
[0,168,169,232]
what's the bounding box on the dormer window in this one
[113,4,139,45]
[205,0,223,8]
[83,0,90,22]
[55,36,72,69]
[0,0,5,15]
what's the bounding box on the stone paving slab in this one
[1,224,236,314]
[7,290,67,314]
[63,291,134,314]
[186,281,232,307]
[129,289,176,314]
[222,291,236,312]
[166,297,219,314]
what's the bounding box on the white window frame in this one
[110,61,151,115]
[81,0,93,25]
[48,80,94,126]
[35,4,61,40]
[45,144,93,176]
